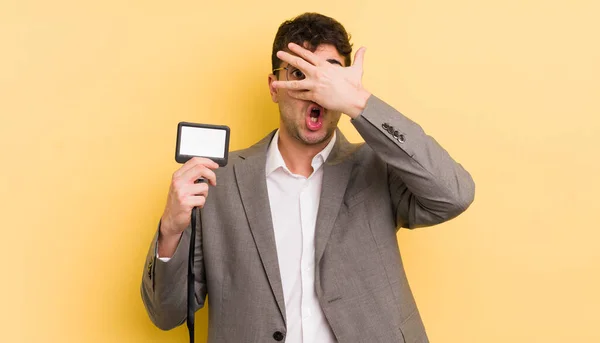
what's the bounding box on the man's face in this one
[268,44,346,146]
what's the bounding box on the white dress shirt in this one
[265,130,337,343]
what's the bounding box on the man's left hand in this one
[272,42,372,118]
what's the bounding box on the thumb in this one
[352,47,367,71]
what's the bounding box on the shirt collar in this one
[265,129,337,177]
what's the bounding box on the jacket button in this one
[382,123,389,130]
[273,331,284,341]
[393,130,399,138]
[398,134,406,143]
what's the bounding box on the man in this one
[142,12,475,343]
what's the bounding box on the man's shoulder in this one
[215,130,276,171]
[337,140,375,165]
[223,149,246,167]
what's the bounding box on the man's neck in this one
[277,129,332,178]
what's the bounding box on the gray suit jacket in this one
[141,95,475,343]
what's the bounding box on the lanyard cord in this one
[187,206,198,343]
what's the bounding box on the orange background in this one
[1,0,599,342]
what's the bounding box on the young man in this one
[142,12,475,343]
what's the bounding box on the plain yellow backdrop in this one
[1,0,599,342]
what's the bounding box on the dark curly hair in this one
[271,12,353,74]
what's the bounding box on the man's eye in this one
[291,69,305,80]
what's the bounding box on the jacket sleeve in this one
[140,210,207,330]
[351,95,475,229]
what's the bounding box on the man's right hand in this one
[158,157,219,257]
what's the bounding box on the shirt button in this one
[273,331,285,341]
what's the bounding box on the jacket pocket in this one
[344,183,373,208]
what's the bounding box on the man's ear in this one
[268,74,278,103]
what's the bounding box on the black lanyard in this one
[187,206,199,343]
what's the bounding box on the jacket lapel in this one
[234,130,287,324]
[314,131,358,266]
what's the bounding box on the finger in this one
[171,180,208,204]
[272,79,312,91]
[184,195,206,209]
[288,90,314,102]
[174,157,219,178]
[287,42,323,66]
[276,50,315,74]
[174,157,202,178]
[181,164,218,186]
[352,47,367,71]
[187,182,209,197]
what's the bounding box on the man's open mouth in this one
[306,104,323,131]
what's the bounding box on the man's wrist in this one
[157,230,183,258]
[158,228,183,243]
[158,216,182,238]
[157,218,184,258]
[346,88,371,119]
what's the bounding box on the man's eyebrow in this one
[326,59,343,66]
